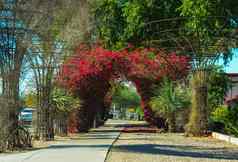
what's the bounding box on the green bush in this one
[112,84,141,109]
[211,105,238,136]
[135,106,144,120]
[207,66,231,113]
[150,79,191,132]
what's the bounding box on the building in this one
[225,73,238,106]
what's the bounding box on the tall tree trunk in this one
[3,68,23,149]
[36,86,54,141]
[77,103,91,132]
[167,112,176,133]
[186,70,208,136]
[0,96,9,152]
[0,44,29,150]
[76,98,104,132]
[7,72,20,149]
[134,79,165,127]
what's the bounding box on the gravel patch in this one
[106,133,238,162]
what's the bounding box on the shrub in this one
[150,79,191,132]
[211,105,238,136]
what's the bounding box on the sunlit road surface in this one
[0,120,135,162]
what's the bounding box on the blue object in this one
[19,108,34,122]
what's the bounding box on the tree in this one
[0,0,96,149]
[111,83,141,109]
[208,66,231,111]
[0,0,34,150]
[0,0,68,149]
[150,79,191,132]
[24,0,92,140]
[92,0,238,136]
[93,0,182,49]
[52,88,81,136]
[212,105,238,137]
[179,0,238,136]
[58,44,190,131]
[110,83,141,119]
[27,38,64,140]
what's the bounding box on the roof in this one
[227,73,238,77]
[225,95,238,104]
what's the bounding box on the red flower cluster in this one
[58,44,190,126]
[58,45,129,91]
[59,45,189,89]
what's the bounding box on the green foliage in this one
[221,0,238,20]
[93,0,238,70]
[150,79,190,115]
[52,88,81,113]
[179,0,214,28]
[92,0,181,49]
[208,66,231,111]
[92,0,125,49]
[135,106,144,117]
[111,83,141,109]
[212,105,238,137]
[179,0,238,65]
[150,78,190,132]
[179,0,237,136]
[122,1,145,40]
[211,105,229,124]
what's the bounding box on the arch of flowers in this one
[58,44,190,132]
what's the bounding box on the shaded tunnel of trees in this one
[0,0,237,152]
[58,44,190,132]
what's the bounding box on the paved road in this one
[0,120,125,162]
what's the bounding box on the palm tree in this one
[150,79,190,132]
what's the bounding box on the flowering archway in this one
[58,44,190,132]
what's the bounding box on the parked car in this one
[19,108,34,126]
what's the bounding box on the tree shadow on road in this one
[111,144,238,160]
[49,144,111,149]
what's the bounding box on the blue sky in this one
[223,54,238,73]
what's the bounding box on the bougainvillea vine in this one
[58,44,190,131]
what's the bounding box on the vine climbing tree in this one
[58,44,190,132]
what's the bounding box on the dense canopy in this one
[58,44,190,128]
